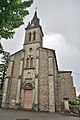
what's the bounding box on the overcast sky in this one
[1,0,80,96]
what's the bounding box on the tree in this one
[0,0,33,39]
[0,42,4,54]
[0,51,10,88]
[78,94,80,100]
[0,0,33,87]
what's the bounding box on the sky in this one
[1,0,80,96]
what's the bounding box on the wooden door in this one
[23,90,33,109]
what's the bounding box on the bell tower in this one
[24,11,44,47]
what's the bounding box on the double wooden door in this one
[23,90,33,109]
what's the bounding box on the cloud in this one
[43,33,79,69]
[1,26,25,54]
[43,33,80,96]
[39,0,80,52]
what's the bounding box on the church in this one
[1,11,76,112]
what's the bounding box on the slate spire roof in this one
[26,11,40,30]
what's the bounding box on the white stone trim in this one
[6,61,13,77]
[16,79,21,104]
[1,78,9,107]
[34,78,38,104]
[49,76,55,112]
[19,60,23,75]
[36,59,39,75]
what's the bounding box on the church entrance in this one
[23,90,33,109]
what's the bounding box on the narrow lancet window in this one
[30,57,33,68]
[27,58,29,68]
[33,31,36,40]
[29,32,31,41]
[27,72,31,78]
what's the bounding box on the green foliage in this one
[0,51,10,70]
[0,0,33,39]
[69,100,77,105]
[0,43,4,54]
[78,94,80,100]
[0,50,10,88]
[61,101,64,106]
[68,100,80,108]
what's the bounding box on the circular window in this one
[29,48,32,51]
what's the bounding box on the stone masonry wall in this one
[39,48,49,111]
[7,51,22,108]
[47,50,55,112]
[54,55,61,112]
[59,72,76,101]
[2,55,15,108]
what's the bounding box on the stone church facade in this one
[1,11,76,112]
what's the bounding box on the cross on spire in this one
[35,7,37,12]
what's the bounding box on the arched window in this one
[27,56,33,68]
[25,83,33,90]
[33,31,36,40]
[27,72,31,78]
[29,32,31,41]
[30,57,33,68]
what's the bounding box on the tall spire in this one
[31,10,39,26]
[26,10,40,29]
[25,10,44,36]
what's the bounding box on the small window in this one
[33,31,36,40]
[27,58,29,68]
[29,48,32,51]
[27,72,31,78]
[36,49,39,56]
[30,57,33,68]
[29,32,31,41]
